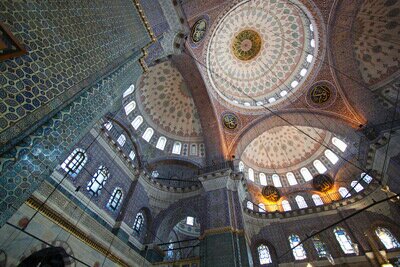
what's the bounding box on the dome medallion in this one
[206,0,318,111]
[232,29,262,61]
[313,174,334,192]
[262,185,281,202]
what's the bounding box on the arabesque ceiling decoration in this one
[137,61,203,141]
[241,126,330,172]
[205,0,317,109]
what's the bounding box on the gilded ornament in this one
[313,174,334,192]
[191,19,207,43]
[232,29,262,61]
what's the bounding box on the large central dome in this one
[206,0,317,110]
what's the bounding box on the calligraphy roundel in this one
[222,113,239,130]
[307,82,337,109]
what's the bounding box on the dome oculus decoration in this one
[262,185,281,202]
[191,18,207,43]
[206,0,318,109]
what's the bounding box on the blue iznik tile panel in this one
[0,57,144,227]
[0,0,149,151]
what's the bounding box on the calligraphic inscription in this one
[191,19,207,43]
[310,85,331,104]
[262,185,281,202]
[313,174,334,192]
[222,113,238,130]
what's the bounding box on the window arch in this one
[361,172,373,184]
[312,194,324,206]
[131,116,143,130]
[104,121,113,131]
[133,212,144,233]
[375,227,400,250]
[324,150,339,164]
[259,173,267,186]
[124,101,136,115]
[123,84,135,98]
[87,166,109,195]
[238,161,244,172]
[313,160,327,174]
[258,203,266,213]
[295,196,308,209]
[247,201,253,210]
[272,174,282,187]
[282,200,292,211]
[257,244,272,264]
[172,142,182,154]
[248,168,254,181]
[333,227,355,254]
[350,181,364,193]
[312,236,329,258]
[117,134,126,146]
[339,187,351,198]
[286,172,298,186]
[332,137,347,152]
[289,234,307,260]
[61,148,87,178]
[300,167,313,181]
[107,188,123,211]
[156,136,167,150]
[142,127,154,142]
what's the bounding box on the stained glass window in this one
[313,160,327,174]
[142,128,154,142]
[282,200,292,211]
[325,150,339,164]
[156,137,167,150]
[124,101,136,115]
[300,167,313,181]
[87,166,109,195]
[257,244,272,264]
[247,201,254,210]
[131,116,143,130]
[259,173,267,186]
[334,227,355,254]
[117,134,126,146]
[312,194,324,206]
[258,203,266,213]
[339,187,351,198]
[248,168,254,181]
[172,142,182,154]
[61,148,87,178]
[361,172,373,184]
[332,137,347,152]
[123,84,135,98]
[272,174,282,187]
[286,172,298,185]
[351,181,364,193]
[295,196,308,209]
[312,236,329,258]
[238,161,244,172]
[375,227,400,250]
[289,234,307,260]
[104,121,113,131]
[133,212,144,233]
[107,188,123,211]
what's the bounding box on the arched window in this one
[133,212,144,233]
[333,227,355,254]
[142,127,154,142]
[350,181,364,193]
[156,137,167,150]
[313,160,327,174]
[361,172,373,184]
[272,174,282,187]
[172,142,182,154]
[61,148,87,178]
[238,161,245,172]
[123,84,135,98]
[247,201,253,210]
[167,242,174,259]
[190,144,198,155]
[312,236,329,258]
[339,187,351,198]
[289,234,307,260]
[186,216,194,226]
[282,200,292,211]
[131,116,143,130]
[259,173,267,186]
[152,170,159,178]
[104,121,113,131]
[258,203,266,213]
[107,188,123,211]
[375,227,400,249]
[286,172,298,186]
[129,150,136,160]
[87,166,109,195]
[312,194,324,206]
[248,168,254,181]
[257,244,272,264]
[300,167,313,181]
[117,134,126,146]
[295,196,308,209]
[124,101,136,115]
[332,137,347,152]
[324,150,339,164]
